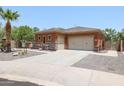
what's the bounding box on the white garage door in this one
[68,35,94,50]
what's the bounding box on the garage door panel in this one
[68,36,94,50]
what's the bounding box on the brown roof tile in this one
[35,26,101,34]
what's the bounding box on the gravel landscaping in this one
[0,78,39,86]
[0,50,45,61]
[73,52,124,75]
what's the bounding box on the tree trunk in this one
[5,20,11,52]
[120,40,123,52]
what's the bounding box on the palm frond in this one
[0,7,4,18]
[0,8,20,21]
[13,11,20,20]
[0,7,3,12]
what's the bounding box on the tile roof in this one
[35,26,101,34]
[64,26,100,33]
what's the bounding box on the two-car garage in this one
[68,35,94,51]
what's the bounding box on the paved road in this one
[0,78,38,86]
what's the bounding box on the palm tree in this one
[116,30,124,51]
[103,28,117,49]
[0,7,19,52]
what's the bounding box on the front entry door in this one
[43,36,46,43]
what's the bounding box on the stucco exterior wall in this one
[56,34,65,50]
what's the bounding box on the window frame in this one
[48,35,52,41]
[38,35,41,41]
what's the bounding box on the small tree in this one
[0,27,4,40]
[33,27,40,32]
[11,26,20,47]
[11,26,34,48]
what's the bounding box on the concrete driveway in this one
[0,49,124,86]
[13,49,118,66]
[12,50,93,66]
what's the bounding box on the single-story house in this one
[35,26,105,51]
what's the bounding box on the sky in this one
[1,6,124,31]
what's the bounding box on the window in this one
[38,37,41,40]
[48,35,51,41]
[38,35,41,41]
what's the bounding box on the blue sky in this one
[1,6,124,31]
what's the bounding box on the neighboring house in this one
[35,26,105,51]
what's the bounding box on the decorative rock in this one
[11,48,15,52]
[38,48,42,51]
[12,52,19,56]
